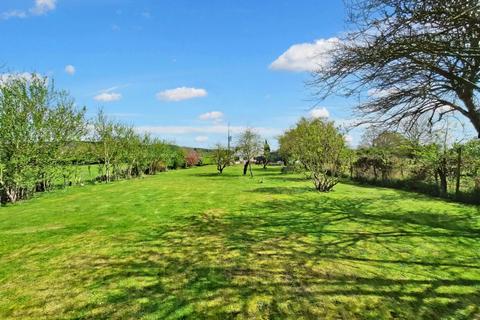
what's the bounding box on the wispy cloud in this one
[107,112,142,118]
[194,136,209,143]
[199,111,224,124]
[156,87,208,102]
[93,84,130,102]
[94,92,122,102]
[30,0,56,15]
[1,0,57,20]
[270,37,339,72]
[136,125,281,136]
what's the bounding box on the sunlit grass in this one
[0,165,479,319]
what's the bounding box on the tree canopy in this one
[312,0,480,137]
[279,118,346,191]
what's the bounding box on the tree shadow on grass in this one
[248,186,313,195]
[187,172,237,178]
[21,196,480,319]
[268,175,310,182]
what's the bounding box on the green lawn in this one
[0,166,479,319]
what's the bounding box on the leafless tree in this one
[312,0,480,138]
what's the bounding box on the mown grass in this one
[0,165,479,319]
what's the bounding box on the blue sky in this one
[0,0,363,148]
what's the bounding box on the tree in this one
[463,139,480,191]
[92,110,117,182]
[0,74,86,203]
[185,150,201,167]
[279,118,345,192]
[312,0,480,138]
[278,130,297,166]
[237,129,262,176]
[212,144,231,174]
[262,140,271,169]
[356,129,412,180]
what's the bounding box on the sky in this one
[0,0,367,148]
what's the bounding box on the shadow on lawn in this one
[55,195,479,319]
[249,186,312,195]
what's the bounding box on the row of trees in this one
[0,75,188,204]
[351,125,480,200]
[276,115,480,202]
[0,76,86,203]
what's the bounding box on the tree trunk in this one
[243,160,249,175]
[455,146,462,197]
[439,172,448,196]
[249,162,253,177]
[438,168,448,197]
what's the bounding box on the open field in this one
[0,165,479,319]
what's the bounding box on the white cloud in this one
[1,0,57,20]
[94,92,122,102]
[136,125,281,136]
[344,134,353,144]
[156,87,207,102]
[30,0,57,15]
[199,111,224,123]
[309,107,330,119]
[270,37,340,72]
[1,10,27,19]
[195,136,209,143]
[64,65,75,75]
[93,85,128,102]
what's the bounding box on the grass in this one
[0,165,479,319]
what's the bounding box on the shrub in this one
[185,150,201,167]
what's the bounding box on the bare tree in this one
[312,0,480,138]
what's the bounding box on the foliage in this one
[185,150,201,167]
[350,124,480,203]
[279,117,345,191]
[0,75,185,204]
[312,0,480,137]
[262,139,270,169]
[236,129,263,176]
[212,144,231,174]
[0,75,86,203]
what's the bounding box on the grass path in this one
[0,166,479,319]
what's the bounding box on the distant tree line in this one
[0,75,196,204]
[349,124,480,203]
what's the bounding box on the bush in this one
[185,150,201,167]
